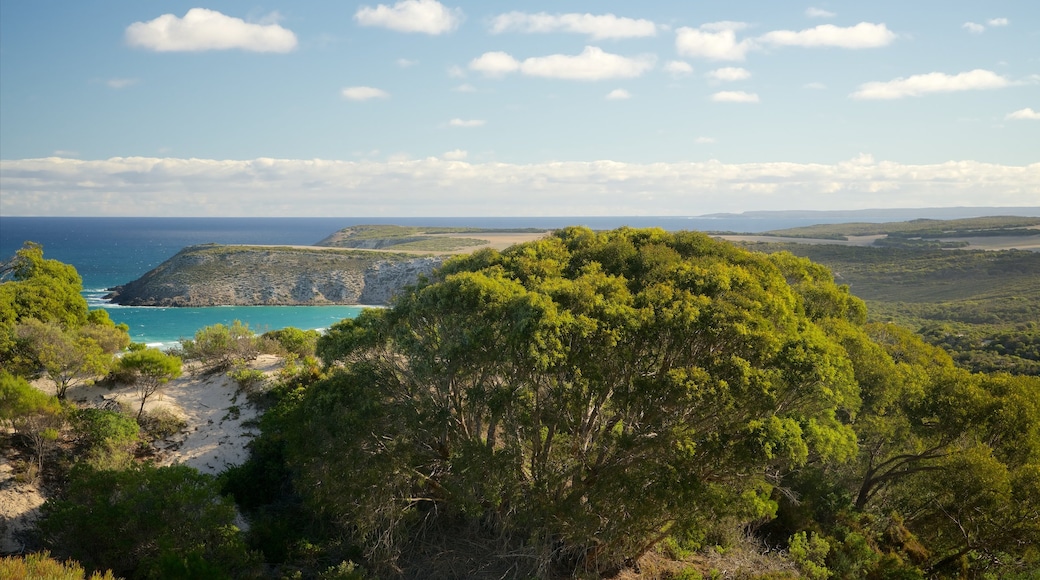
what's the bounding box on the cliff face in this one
[105,245,444,307]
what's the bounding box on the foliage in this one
[0,370,64,475]
[788,532,831,580]
[118,348,182,419]
[0,552,117,580]
[72,407,140,470]
[38,463,257,579]
[262,326,320,358]
[1,242,130,380]
[301,227,863,575]
[0,241,88,326]
[229,366,267,392]
[15,318,114,399]
[180,320,259,372]
[738,242,1040,375]
[137,407,187,441]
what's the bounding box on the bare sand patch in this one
[0,456,46,553]
[44,355,283,476]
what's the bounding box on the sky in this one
[0,1,1037,217]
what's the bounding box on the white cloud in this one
[342,86,390,101]
[126,8,297,53]
[988,18,1009,27]
[471,47,655,81]
[712,90,759,103]
[355,0,461,35]
[851,69,1010,100]
[4,156,1036,217]
[1007,108,1040,120]
[469,52,521,77]
[806,8,836,18]
[442,149,468,160]
[664,60,693,76]
[963,22,985,34]
[396,58,418,67]
[675,23,754,61]
[708,67,751,82]
[106,78,138,89]
[521,47,655,80]
[489,12,656,39]
[449,118,485,127]
[759,22,895,48]
[804,81,827,89]
[453,83,476,92]
[695,137,715,144]
[605,89,631,100]
[447,65,466,78]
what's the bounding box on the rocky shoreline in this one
[105,244,444,307]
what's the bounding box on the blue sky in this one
[1,1,1037,216]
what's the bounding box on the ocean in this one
[2,212,1021,347]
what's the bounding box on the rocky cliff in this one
[105,245,444,307]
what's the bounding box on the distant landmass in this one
[700,207,1040,220]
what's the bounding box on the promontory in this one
[104,225,550,307]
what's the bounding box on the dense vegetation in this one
[3,231,1039,579]
[226,227,1040,578]
[736,242,1040,376]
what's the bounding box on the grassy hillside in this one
[738,242,1040,374]
[760,215,1040,241]
[316,224,546,252]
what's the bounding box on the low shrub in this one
[138,407,187,441]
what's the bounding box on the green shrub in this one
[0,552,117,580]
[262,327,320,358]
[789,532,832,580]
[72,407,139,469]
[180,320,259,371]
[138,407,186,441]
[229,366,267,392]
[39,463,258,579]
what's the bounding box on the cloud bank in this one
[3,156,1036,217]
[126,8,297,52]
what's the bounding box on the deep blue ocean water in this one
[4,212,1025,347]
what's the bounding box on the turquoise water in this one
[2,217,382,347]
[89,301,369,348]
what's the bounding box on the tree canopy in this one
[304,227,868,574]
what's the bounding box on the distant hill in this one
[700,207,1040,221]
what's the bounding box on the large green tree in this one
[15,319,113,399]
[1,242,130,380]
[304,227,863,574]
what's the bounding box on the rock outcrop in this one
[105,245,444,307]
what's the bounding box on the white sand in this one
[66,355,282,476]
[0,457,47,553]
[0,355,281,551]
